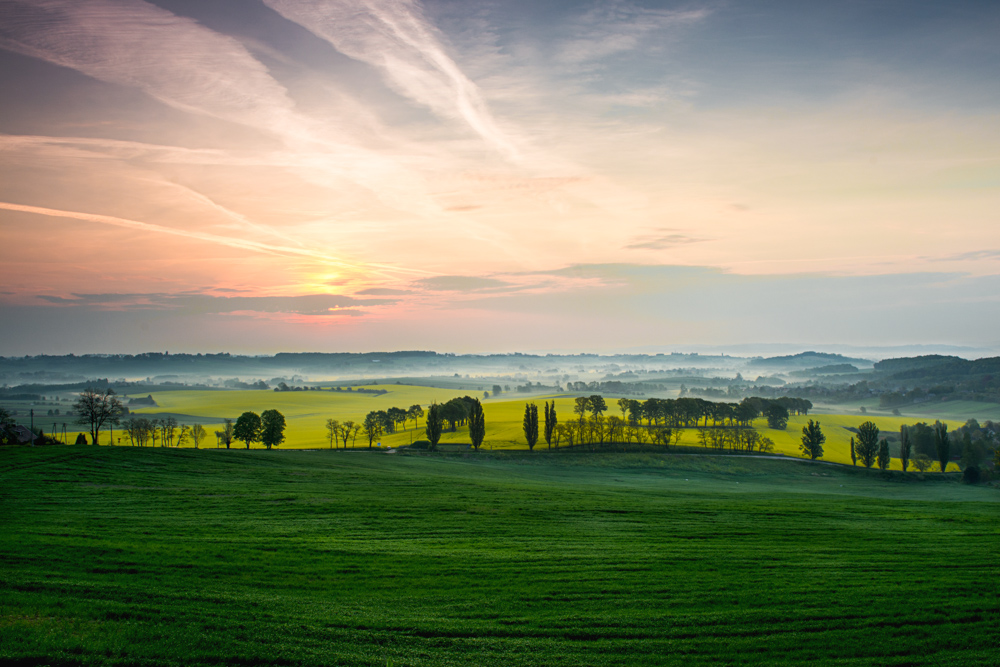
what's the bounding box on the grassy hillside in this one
[0,447,996,666]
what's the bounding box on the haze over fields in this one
[1,0,999,354]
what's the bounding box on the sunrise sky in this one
[1,0,998,355]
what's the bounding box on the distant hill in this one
[748,352,872,370]
[788,364,860,377]
[874,355,1000,382]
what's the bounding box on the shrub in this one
[961,465,980,484]
[409,440,431,450]
[912,454,933,473]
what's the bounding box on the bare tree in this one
[73,388,124,446]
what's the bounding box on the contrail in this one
[0,201,426,276]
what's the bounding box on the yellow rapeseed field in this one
[87,388,966,471]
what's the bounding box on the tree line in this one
[62,387,286,450]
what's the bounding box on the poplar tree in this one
[523,403,539,450]
[425,404,442,449]
[468,399,485,450]
[899,426,912,472]
[877,439,890,471]
[544,401,557,449]
[934,422,950,472]
[850,436,857,466]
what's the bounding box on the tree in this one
[73,387,124,447]
[934,422,950,472]
[912,454,933,472]
[177,424,190,448]
[899,426,912,472]
[573,396,590,421]
[260,410,286,450]
[222,418,234,449]
[523,403,539,450]
[0,408,15,446]
[468,398,486,450]
[425,404,442,449]
[588,395,607,417]
[326,419,339,449]
[554,422,573,448]
[441,398,468,432]
[877,439,890,471]
[855,421,880,468]
[190,423,206,449]
[363,411,383,449]
[233,411,262,449]
[163,417,177,447]
[850,436,857,466]
[387,407,407,432]
[338,420,356,449]
[799,419,825,460]
[375,410,393,435]
[408,404,424,430]
[543,401,557,449]
[764,403,789,430]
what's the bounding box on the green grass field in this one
[0,447,996,666]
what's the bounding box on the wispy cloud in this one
[0,201,411,276]
[0,0,437,212]
[262,0,520,160]
[624,228,707,251]
[557,2,708,66]
[928,249,1000,262]
[36,291,391,315]
[0,0,298,135]
[413,275,512,292]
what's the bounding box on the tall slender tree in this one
[877,438,890,471]
[899,426,912,472]
[468,398,486,450]
[934,422,950,472]
[523,403,539,450]
[425,404,442,449]
[543,401,557,449]
[850,436,857,466]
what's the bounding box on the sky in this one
[0,0,998,355]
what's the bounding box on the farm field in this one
[0,447,996,666]
[113,388,974,471]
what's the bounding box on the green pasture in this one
[0,447,995,666]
